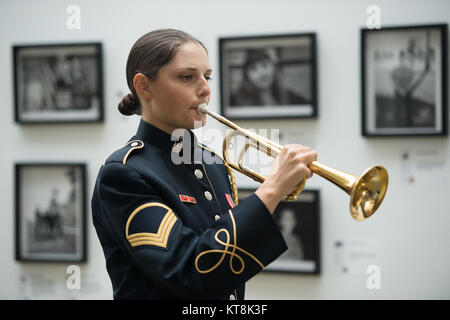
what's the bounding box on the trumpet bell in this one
[350,166,388,221]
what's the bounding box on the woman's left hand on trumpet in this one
[255,144,318,214]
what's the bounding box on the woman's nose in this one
[198,77,211,98]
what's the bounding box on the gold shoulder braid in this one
[123,140,144,165]
[102,140,144,167]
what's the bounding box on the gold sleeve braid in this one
[194,209,264,274]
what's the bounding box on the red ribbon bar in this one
[179,194,197,204]
[224,193,235,208]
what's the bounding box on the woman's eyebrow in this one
[178,67,213,73]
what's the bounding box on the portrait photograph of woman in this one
[220,33,317,119]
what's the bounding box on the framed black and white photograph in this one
[15,163,87,262]
[239,189,320,274]
[219,33,317,119]
[361,24,447,136]
[13,42,104,123]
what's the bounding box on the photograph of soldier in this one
[16,164,86,262]
[362,25,446,135]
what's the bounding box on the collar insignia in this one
[172,142,183,153]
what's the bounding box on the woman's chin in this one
[191,117,206,129]
[189,113,206,129]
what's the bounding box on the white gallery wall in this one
[1,0,449,299]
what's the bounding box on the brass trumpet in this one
[197,103,388,221]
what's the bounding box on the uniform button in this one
[214,215,220,221]
[194,169,203,179]
[204,191,213,201]
[229,294,236,300]
[131,142,138,147]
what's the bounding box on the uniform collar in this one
[136,119,198,154]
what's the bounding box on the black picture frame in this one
[219,33,318,120]
[361,24,448,136]
[238,188,320,274]
[13,42,104,124]
[15,163,87,262]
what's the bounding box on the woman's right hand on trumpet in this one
[255,144,318,214]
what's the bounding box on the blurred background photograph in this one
[15,164,86,262]
[362,25,446,136]
[13,43,103,123]
[266,190,320,274]
[238,189,320,274]
[220,33,317,119]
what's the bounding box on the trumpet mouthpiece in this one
[197,103,208,114]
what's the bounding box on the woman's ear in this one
[133,73,152,101]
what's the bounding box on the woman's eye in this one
[180,75,192,81]
[179,73,212,82]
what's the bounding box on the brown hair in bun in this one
[118,29,206,116]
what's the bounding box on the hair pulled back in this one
[118,29,206,116]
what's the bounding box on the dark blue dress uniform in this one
[91,119,287,300]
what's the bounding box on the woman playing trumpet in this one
[91,28,317,300]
